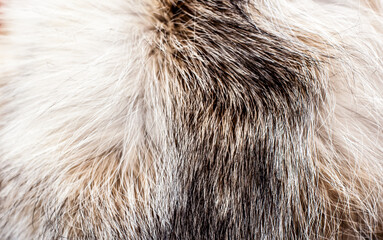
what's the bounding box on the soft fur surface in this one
[1,0,383,239]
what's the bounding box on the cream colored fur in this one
[0,0,383,238]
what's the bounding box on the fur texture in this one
[1,0,383,239]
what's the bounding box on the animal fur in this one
[1,0,383,239]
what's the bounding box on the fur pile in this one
[1,0,383,239]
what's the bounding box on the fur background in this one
[0,0,383,239]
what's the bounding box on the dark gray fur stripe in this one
[154,1,325,238]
